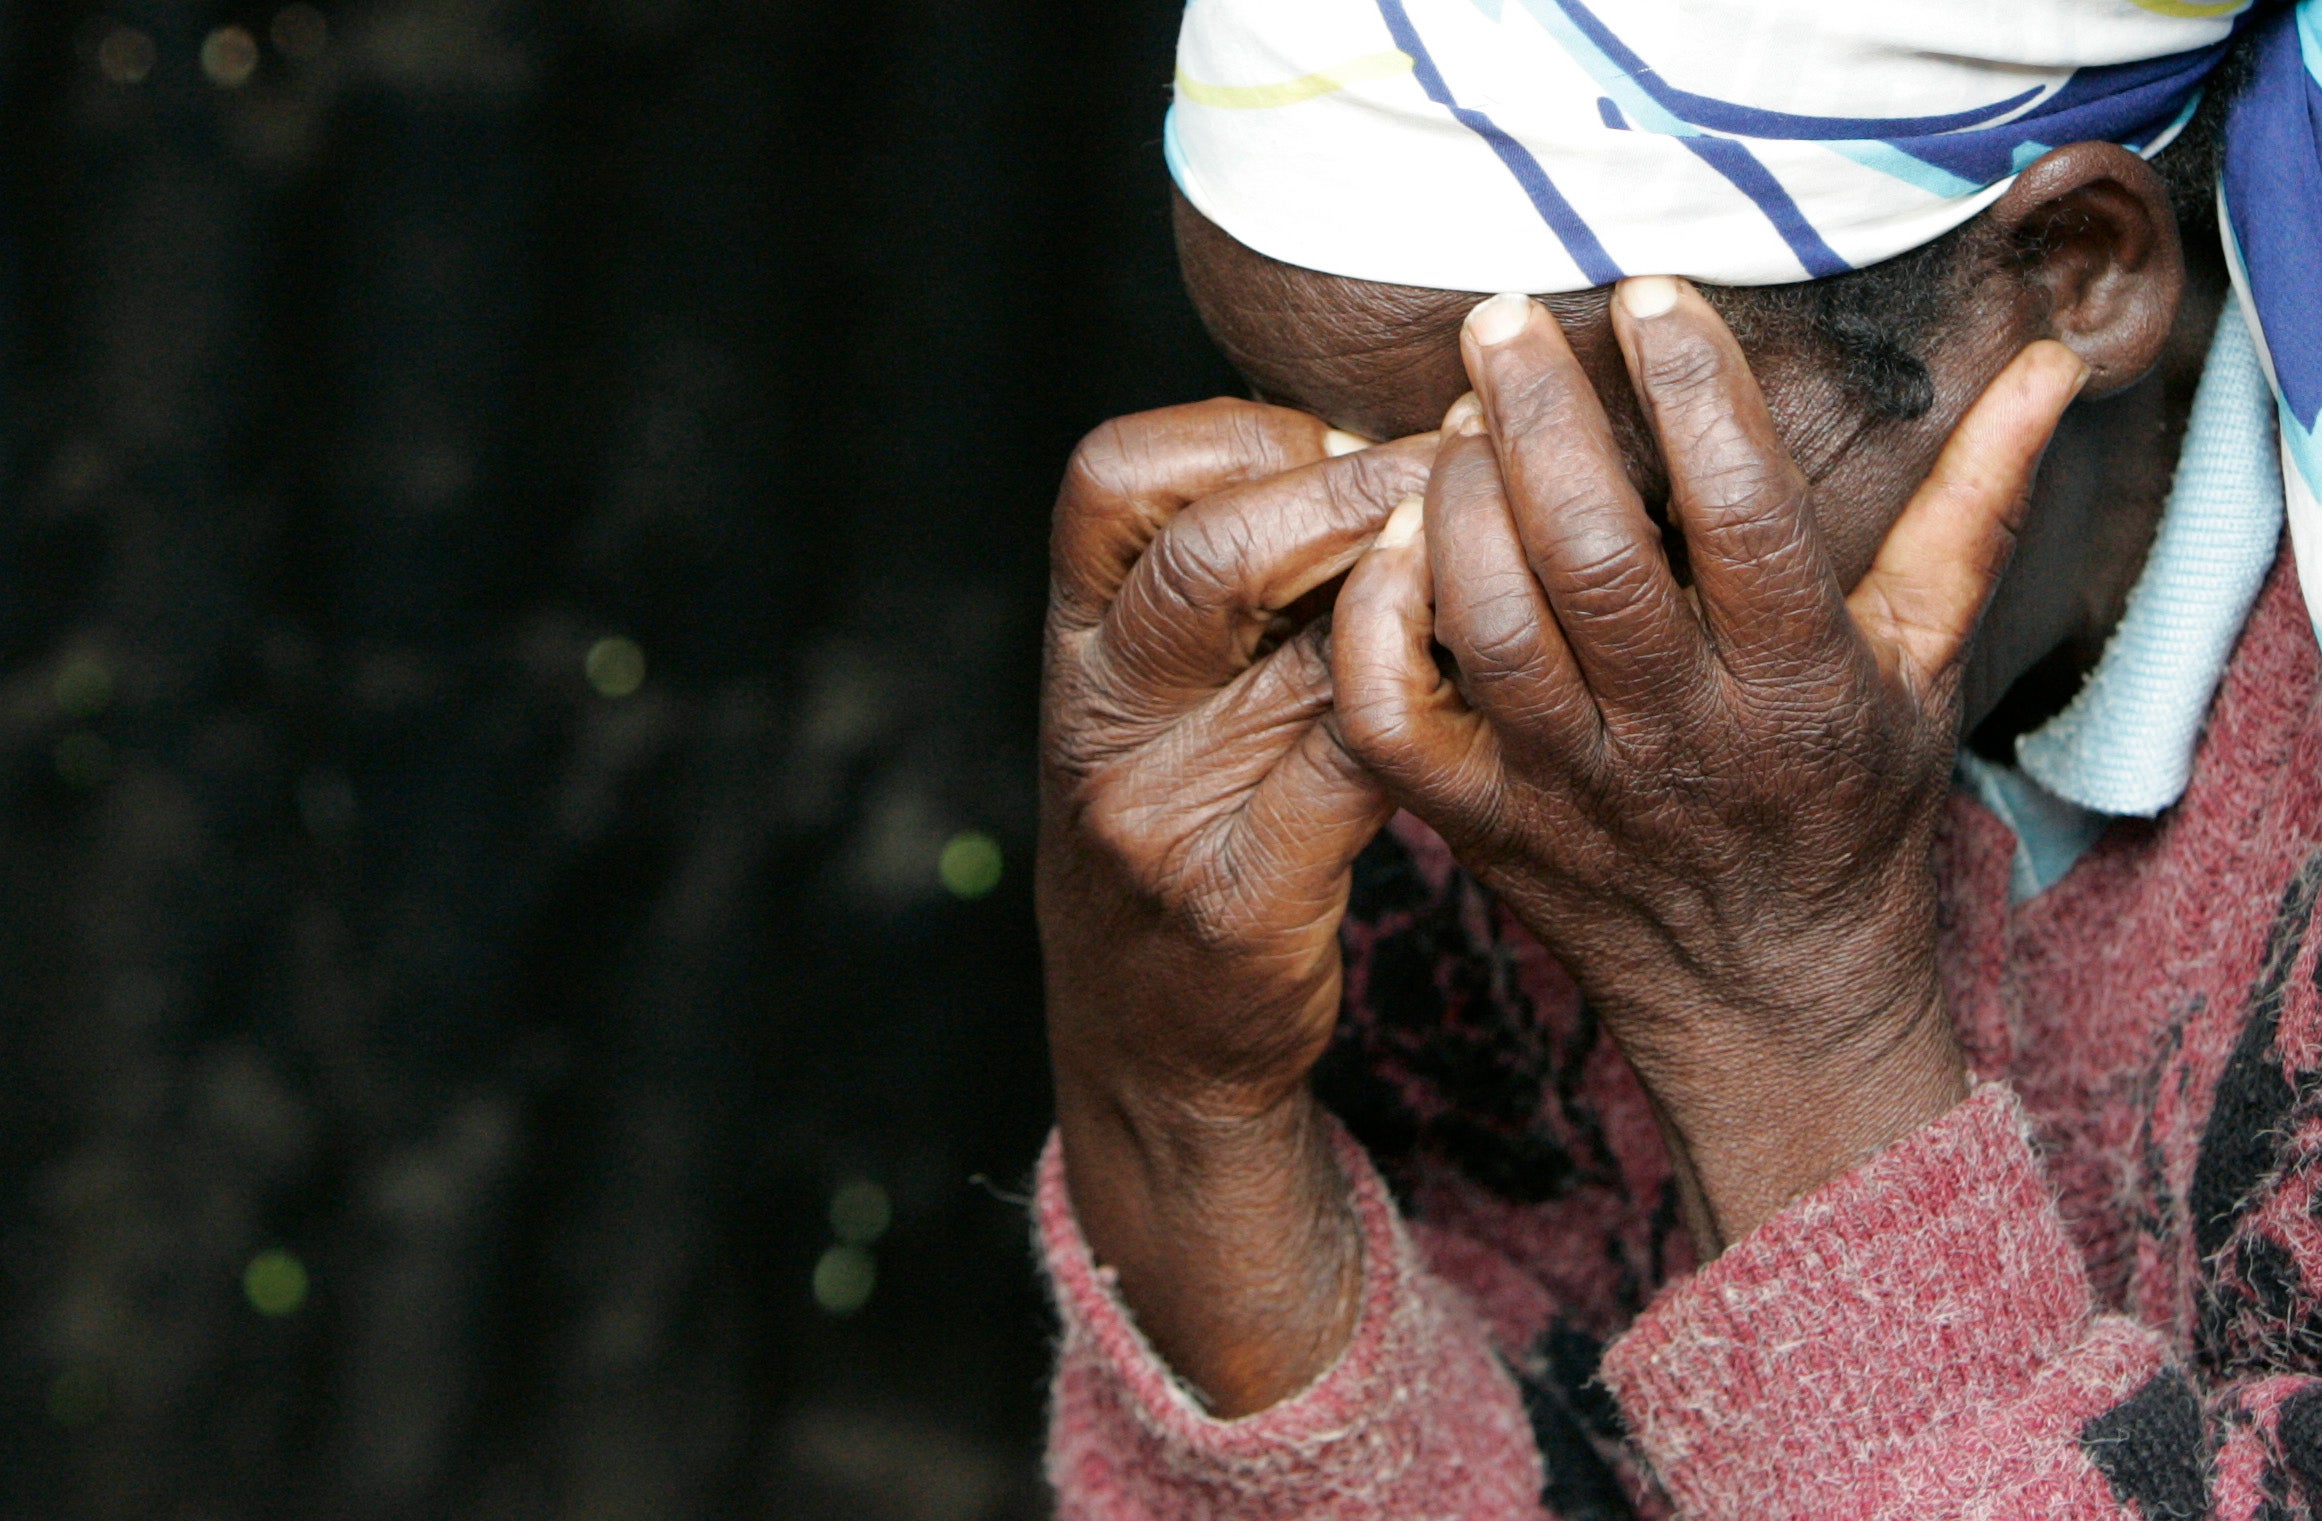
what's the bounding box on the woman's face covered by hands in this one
[1032,147,2181,1414]
[1172,191,1967,593]
[1174,163,2156,607]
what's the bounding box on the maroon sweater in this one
[1037,547,2322,1519]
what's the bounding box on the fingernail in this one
[1376,495,1425,549]
[1324,429,1372,457]
[1618,276,1681,320]
[1466,292,1533,347]
[1441,393,1483,435]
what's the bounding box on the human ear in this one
[1985,140,2184,397]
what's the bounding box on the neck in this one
[1963,243,2230,753]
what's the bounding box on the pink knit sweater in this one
[1038,547,2322,1519]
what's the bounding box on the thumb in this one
[1847,339,2089,691]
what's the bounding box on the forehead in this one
[1174,193,1621,442]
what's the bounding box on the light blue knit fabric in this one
[2014,301,2286,819]
[1954,753,2113,903]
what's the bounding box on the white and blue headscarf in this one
[2225,3,2322,643]
[1171,0,2322,825]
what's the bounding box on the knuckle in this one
[1450,583,1548,676]
[1730,645,1873,725]
[1640,327,1731,399]
[1436,431,1507,489]
[1490,364,1591,434]
[1444,726,1516,832]
[1143,827,1280,953]
[1060,399,1294,509]
[1175,879,1264,956]
[1331,685,1423,770]
[1326,444,1427,518]
[1690,498,1822,598]
[1142,510,1250,617]
[1329,684,1402,758]
[1207,397,1305,469]
[1547,535,1673,642]
[1160,398,1312,494]
[1686,451,1809,531]
[1497,469,1602,541]
[1075,785,1167,880]
[1263,626,1334,701]
[1061,416,1138,510]
[1562,531,1660,602]
[1480,686,1585,753]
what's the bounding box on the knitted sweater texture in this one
[1038,548,2322,1519]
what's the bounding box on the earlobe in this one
[1988,141,2184,397]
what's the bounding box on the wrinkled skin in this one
[1038,411,1429,1402]
[1039,141,2208,1415]
[1330,287,2082,1251]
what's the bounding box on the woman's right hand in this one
[1038,399,1432,1414]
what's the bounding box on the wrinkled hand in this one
[1332,281,2087,1251]
[1039,399,1431,1410]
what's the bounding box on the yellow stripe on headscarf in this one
[1175,50,1415,110]
[2124,0,2248,18]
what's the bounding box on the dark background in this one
[0,2,1237,1515]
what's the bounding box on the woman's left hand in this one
[1330,278,2087,1252]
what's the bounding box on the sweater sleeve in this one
[1598,1083,2322,1521]
[1036,1119,1548,1521]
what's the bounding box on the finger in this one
[1240,721,1398,911]
[1095,434,1434,712]
[1164,616,1356,810]
[1608,276,1849,677]
[1462,293,1709,713]
[1235,645,1393,905]
[1848,340,2089,692]
[1329,498,1504,824]
[1424,423,1601,751]
[1052,398,1372,629]
[1118,624,1391,895]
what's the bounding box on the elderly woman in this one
[1032,2,2322,1516]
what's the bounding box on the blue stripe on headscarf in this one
[1679,137,1853,278]
[1393,0,2263,293]
[1374,0,1626,284]
[1252,0,2320,515]
[1537,0,2048,139]
[2225,2,2322,437]
[1885,44,2233,185]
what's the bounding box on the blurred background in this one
[0,2,1239,1515]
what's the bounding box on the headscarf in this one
[1169,0,2322,811]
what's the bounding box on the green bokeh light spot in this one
[812,1244,875,1316]
[830,1179,891,1246]
[244,1249,310,1317]
[584,636,647,699]
[938,831,1002,900]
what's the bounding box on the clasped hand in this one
[1038,277,2085,1411]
